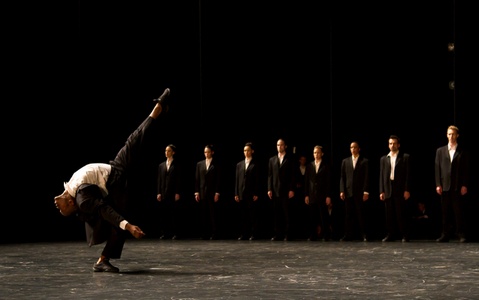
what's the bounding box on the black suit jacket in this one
[268,154,295,198]
[75,184,125,247]
[339,155,369,198]
[435,145,469,192]
[379,152,411,198]
[304,160,332,203]
[195,158,221,200]
[235,158,260,201]
[157,159,181,200]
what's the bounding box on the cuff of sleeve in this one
[120,220,129,230]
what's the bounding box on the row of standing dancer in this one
[156,126,470,244]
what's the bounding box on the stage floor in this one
[1,239,478,299]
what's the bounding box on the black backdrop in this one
[3,1,477,243]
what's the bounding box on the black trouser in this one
[109,116,156,180]
[384,181,408,238]
[239,198,258,237]
[272,196,291,238]
[103,116,157,259]
[440,190,467,238]
[158,197,179,237]
[308,199,331,239]
[344,195,367,239]
[101,225,126,259]
[200,197,218,238]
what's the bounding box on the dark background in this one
[3,1,477,243]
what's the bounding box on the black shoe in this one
[271,236,278,241]
[402,237,410,243]
[93,260,119,273]
[382,235,392,242]
[340,236,352,242]
[172,235,178,240]
[436,235,449,243]
[307,235,318,241]
[249,236,255,241]
[237,235,244,241]
[283,236,289,241]
[159,235,165,240]
[363,236,368,242]
[459,237,467,243]
[153,88,170,112]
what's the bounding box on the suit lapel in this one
[452,145,460,161]
[246,160,254,174]
[280,155,287,167]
